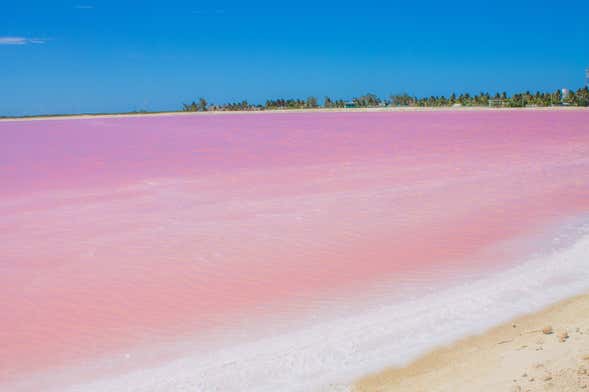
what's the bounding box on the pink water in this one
[1,110,588,388]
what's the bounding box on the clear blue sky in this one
[1,0,588,116]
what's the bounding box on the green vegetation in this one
[182,98,209,112]
[353,93,381,107]
[322,97,346,108]
[183,87,589,112]
[3,87,587,119]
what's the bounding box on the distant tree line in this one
[182,98,209,112]
[182,87,589,112]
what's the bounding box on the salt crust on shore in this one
[48,222,589,392]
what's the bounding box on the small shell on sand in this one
[558,331,569,342]
[542,326,553,335]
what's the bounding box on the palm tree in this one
[198,98,208,111]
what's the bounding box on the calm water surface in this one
[1,110,588,388]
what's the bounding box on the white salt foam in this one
[58,220,589,392]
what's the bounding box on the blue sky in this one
[1,0,588,116]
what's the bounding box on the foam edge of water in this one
[54,222,589,392]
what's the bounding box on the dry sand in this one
[354,293,589,392]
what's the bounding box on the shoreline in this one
[1,105,587,122]
[3,220,588,392]
[34,225,589,392]
[354,293,589,392]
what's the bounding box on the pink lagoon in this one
[1,109,589,391]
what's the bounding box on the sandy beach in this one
[355,293,589,392]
